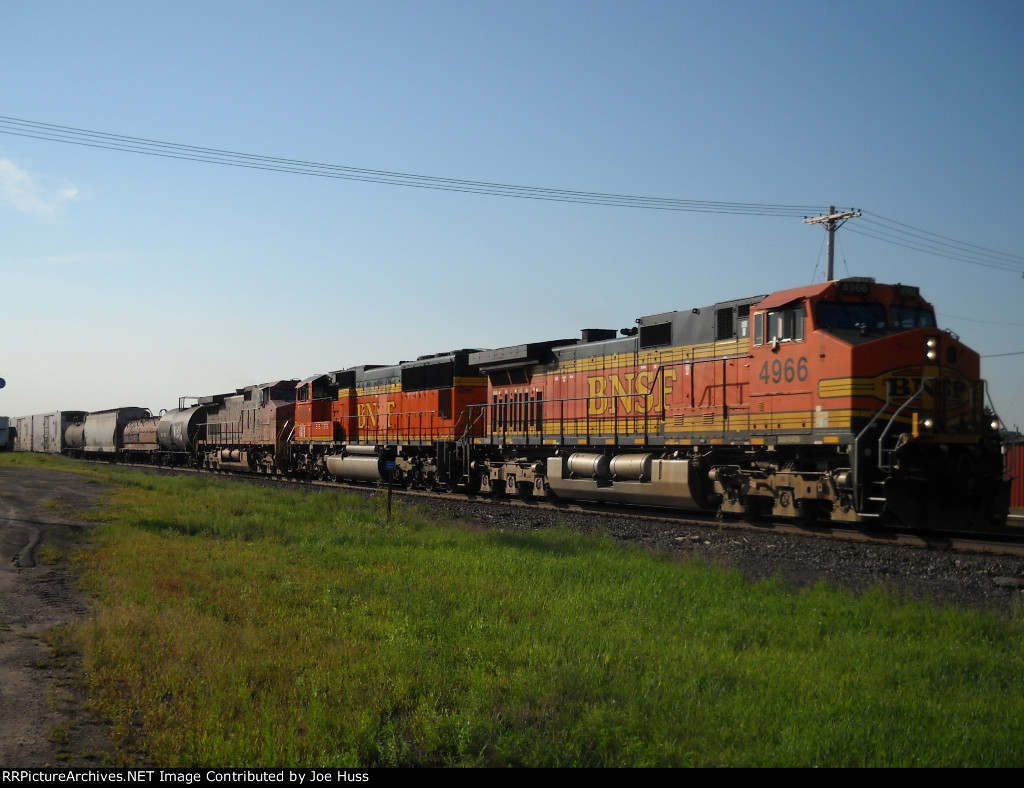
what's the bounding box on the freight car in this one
[64,407,152,457]
[1008,442,1024,511]
[156,403,208,463]
[122,414,161,461]
[11,411,87,453]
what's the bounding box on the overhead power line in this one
[1,115,1021,273]
[0,115,820,217]
[847,211,1024,274]
[938,311,1024,328]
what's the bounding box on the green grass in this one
[5,455,1024,766]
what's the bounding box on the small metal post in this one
[386,460,395,523]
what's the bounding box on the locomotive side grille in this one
[715,308,734,340]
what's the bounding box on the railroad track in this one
[97,458,1024,558]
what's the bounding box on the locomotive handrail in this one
[641,364,668,438]
[877,377,933,470]
[360,405,506,445]
[470,383,671,447]
[851,389,893,512]
[444,409,475,444]
[849,377,931,513]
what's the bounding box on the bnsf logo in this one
[587,369,679,416]
[357,401,396,429]
[886,376,971,406]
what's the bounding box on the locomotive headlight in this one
[925,337,938,361]
[921,418,934,430]
[991,419,1001,431]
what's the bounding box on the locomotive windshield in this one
[815,302,887,331]
[815,301,937,333]
[890,305,937,328]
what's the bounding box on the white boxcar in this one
[12,411,87,453]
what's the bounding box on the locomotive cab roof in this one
[751,278,936,338]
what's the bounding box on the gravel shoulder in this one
[0,466,114,767]
[425,495,1024,616]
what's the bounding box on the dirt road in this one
[0,466,114,766]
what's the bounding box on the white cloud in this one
[0,159,79,219]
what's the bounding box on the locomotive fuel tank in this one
[326,447,386,482]
[547,454,707,508]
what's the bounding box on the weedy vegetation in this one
[5,455,1023,766]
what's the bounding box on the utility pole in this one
[804,205,861,280]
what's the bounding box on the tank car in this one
[156,404,208,463]
[461,278,1007,529]
[196,381,297,473]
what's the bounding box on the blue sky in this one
[2,1,1023,429]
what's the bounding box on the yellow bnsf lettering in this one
[357,402,377,429]
[588,376,607,414]
[588,369,678,415]
[886,376,970,408]
[357,400,396,429]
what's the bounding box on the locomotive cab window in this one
[753,305,804,346]
[816,302,886,331]
[891,305,936,329]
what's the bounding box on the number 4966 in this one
[759,357,808,384]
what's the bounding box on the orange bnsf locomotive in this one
[12,277,1009,530]
[291,277,1008,529]
[290,352,488,487]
